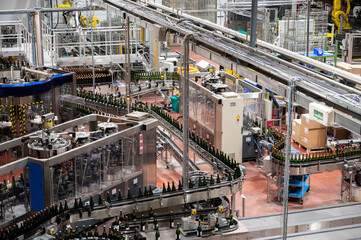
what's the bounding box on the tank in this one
[27,132,71,159]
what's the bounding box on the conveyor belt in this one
[101,0,361,131]
[262,224,361,240]
[271,155,361,175]
[149,110,235,174]
[156,127,200,171]
[211,202,361,239]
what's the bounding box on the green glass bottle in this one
[153,214,158,230]
[189,179,193,188]
[74,197,78,209]
[167,182,172,192]
[162,183,167,193]
[138,186,143,197]
[215,217,220,231]
[78,197,83,208]
[64,199,69,211]
[106,191,111,203]
[127,188,132,199]
[144,186,148,196]
[89,195,94,208]
[216,174,221,184]
[119,210,124,223]
[210,175,214,185]
[98,193,103,205]
[169,211,174,228]
[155,228,160,240]
[140,215,146,232]
[172,181,176,191]
[178,180,183,190]
[176,223,181,240]
[132,208,137,220]
[149,206,154,218]
[81,225,86,238]
[125,216,130,230]
[197,221,202,237]
[148,185,153,195]
[101,225,107,239]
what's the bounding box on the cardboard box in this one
[301,114,325,130]
[300,125,327,149]
[328,126,350,140]
[292,119,302,143]
[338,62,361,75]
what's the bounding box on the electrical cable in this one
[54,0,60,29]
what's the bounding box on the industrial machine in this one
[332,0,352,31]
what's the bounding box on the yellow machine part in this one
[79,15,100,28]
[332,0,352,32]
[43,120,54,128]
[177,67,199,74]
[57,1,73,8]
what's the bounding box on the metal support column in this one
[90,0,96,95]
[231,193,235,216]
[182,34,193,188]
[306,0,310,57]
[282,78,300,239]
[34,11,44,66]
[250,0,258,48]
[125,16,131,114]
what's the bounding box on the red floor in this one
[156,156,343,217]
[238,161,343,217]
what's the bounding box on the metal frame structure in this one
[0,114,158,213]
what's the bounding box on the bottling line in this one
[0,0,361,239]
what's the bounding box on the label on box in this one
[304,128,308,134]
[292,131,295,136]
[306,117,310,123]
[293,121,296,127]
[303,137,308,144]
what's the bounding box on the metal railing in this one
[0,20,34,66]
[44,24,142,66]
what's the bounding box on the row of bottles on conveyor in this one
[272,146,361,162]
[0,200,69,240]
[63,67,111,85]
[132,71,180,80]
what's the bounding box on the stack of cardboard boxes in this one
[292,114,327,150]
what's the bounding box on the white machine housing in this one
[309,102,334,127]
[218,92,243,163]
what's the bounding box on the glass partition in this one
[0,162,29,223]
[189,86,215,133]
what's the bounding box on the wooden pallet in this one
[293,141,326,153]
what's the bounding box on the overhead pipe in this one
[105,0,361,97]
[182,34,193,188]
[147,1,361,86]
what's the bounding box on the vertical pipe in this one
[126,16,131,114]
[182,34,193,188]
[282,78,300,239]
[34,11,44,66]
[306,0,310,57]
[90,0,95,95]
[250,0,258,48]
